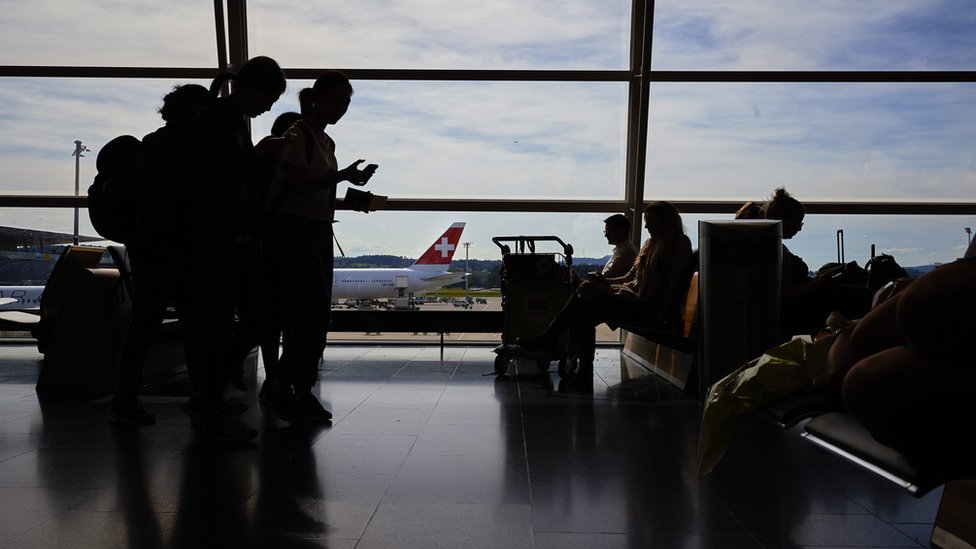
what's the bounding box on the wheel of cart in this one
[490,235,575,377]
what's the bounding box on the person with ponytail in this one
[109,83,211,425]
[517,201,694,384]
[177,55,288,442]
[762,187,873,334]
[264,70,377,423]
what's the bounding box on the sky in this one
[0,0,974,269]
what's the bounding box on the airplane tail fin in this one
[412,222,465,270]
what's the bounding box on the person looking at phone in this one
[763,187,872,335]
[265,70,376,423]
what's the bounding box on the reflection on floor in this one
[0,344,941,548]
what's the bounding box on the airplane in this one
[0,286,44,310]
[331,222,467,300]
[0,223,467,308]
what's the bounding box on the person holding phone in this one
[265,70,376,423]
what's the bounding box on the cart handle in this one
[491,236,574,260]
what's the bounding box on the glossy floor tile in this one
[0,343,941,548]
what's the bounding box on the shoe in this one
[110,397,156,425]
[204,415,258,443]
[294,392,332,423]
[269,389,304,424]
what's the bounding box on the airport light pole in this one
[463,241,471,299]
[72,140,90,245]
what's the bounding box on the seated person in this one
[825,248,976,477]
[599,213,640,279]
[763,187,873,333]
[518,201,693,377]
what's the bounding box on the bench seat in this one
[802,411,941,497]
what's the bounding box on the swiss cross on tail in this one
[412,222,465,269]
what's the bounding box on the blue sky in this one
[0,1,974,269]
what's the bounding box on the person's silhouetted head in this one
[158,84,210,124]
[643,201,684,242]
[299,71,353,125]
[211,56,287,118]
[270,111,302,137]
[603,214,631,245]
[763,187,805,239]
[735,200,765,220]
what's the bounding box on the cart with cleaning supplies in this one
[491,235,580,378]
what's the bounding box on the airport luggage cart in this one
[491,235,578,377]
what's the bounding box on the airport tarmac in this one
[329,296,620,343]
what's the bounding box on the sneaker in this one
[110,397,156,425]
[204,415,258,443]
[269,389,304,424]
[294,393,332,424]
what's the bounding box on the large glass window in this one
[0,1,216,67]
[0,78,212,194]
[259,80,630,200]
[332,210,624,264]
[651,0,976,71]
[772,213,976,271]
[0,208,106,286]
[644,83,976,202]
[249,0,632,70]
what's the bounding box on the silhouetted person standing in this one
[179,56,288,442]
[110,84,211,425]
[265,71,376,423]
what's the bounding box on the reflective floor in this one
[0,343,942,548]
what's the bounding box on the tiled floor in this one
[0,343,942,548]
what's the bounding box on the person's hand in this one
[343,159,377,186]
[254,135,291,160]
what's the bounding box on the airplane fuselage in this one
[0,286,44,310]
[331,268,465,299]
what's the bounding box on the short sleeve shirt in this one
[272,121,339,222]
[602,241,639,278]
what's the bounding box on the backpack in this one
[87,135,142,244]
[865,254,909,290]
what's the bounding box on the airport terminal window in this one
[643,82,976,202]
[0,78,213,195]
[767,213,975,271]
[651,0,976,71]
[2,2,974,345]
[249,0,632,70]
[0,1,216,67]
[255,80,630,200]
[0,207,106,287]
